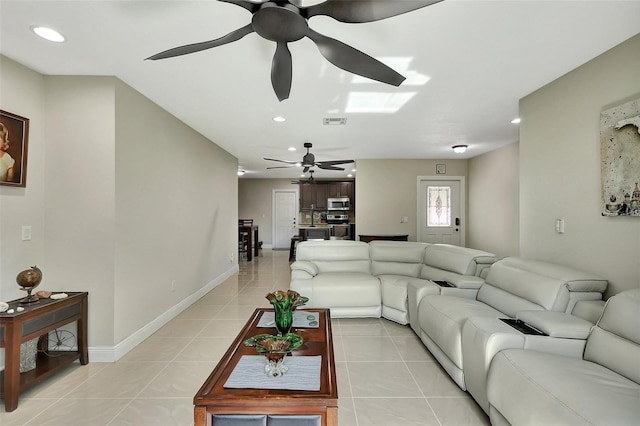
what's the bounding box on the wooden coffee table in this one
[193,308,338,426]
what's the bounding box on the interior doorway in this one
[273,189,298,249]
[417,176,465,246]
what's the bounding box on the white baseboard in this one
[88,264,239,363]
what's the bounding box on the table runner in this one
[224,355,321,391]
[257,310,319,328]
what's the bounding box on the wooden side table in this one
[0,292,88,412]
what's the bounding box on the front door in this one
[273,190,298,249]
[418,177,464,246]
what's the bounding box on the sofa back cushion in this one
[584,288,640,384]
[370,241,428,278]
[295,240,372,274]
[478,257,608,316]
[421,244,497,278]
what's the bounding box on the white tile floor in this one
[1,249,489,425]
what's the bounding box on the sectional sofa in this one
[290,240,498,321]
[287,240,637,424]
[487,288,640,425]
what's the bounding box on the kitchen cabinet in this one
[300,183,314,210]
[300,180,354,210]
[300,184,326,210]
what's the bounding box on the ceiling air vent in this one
[323,117,347,126]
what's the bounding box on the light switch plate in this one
[22,225,32,241]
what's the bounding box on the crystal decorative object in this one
[244,333,304,377]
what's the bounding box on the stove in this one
[326,214,349,224]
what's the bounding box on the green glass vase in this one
[273,304,293,336]
[265,290,308,336]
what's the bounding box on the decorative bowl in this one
[244,333,304,359]
[244,333,304,376]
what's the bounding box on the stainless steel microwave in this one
[327,197,350,210]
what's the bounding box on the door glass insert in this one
[427,186,451,227]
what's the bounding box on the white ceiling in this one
[2,1,639,179]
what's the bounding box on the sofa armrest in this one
[444,275,485,289]
[290,261,319,277]
[516,311,593,339]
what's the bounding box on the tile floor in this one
[1,249,489,425]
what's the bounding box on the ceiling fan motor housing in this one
[252,3,308,42]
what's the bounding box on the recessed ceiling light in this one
[511,118,521,124]
[288,147,296,151]
[351,168,356,172]
[452,145,468,154]
[347,174,353,178]
[273,116,286,122]
[237,170,245,176]
[31,26,65,43]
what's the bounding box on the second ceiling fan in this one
[265,142,353,173]
[147,0,443,101]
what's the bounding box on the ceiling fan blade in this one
[302,0,443,23]
[264,157,297,164]
[307,28,405,86]
[218,0,264,13]
[303,166,310,173]
[146,23,254,60]
[318,160,354,166]
[317,164,345,171]
[271,42,293,102]
[267,165,295,169]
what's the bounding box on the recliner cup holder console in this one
[499,318,546,335]
[433,280,456,288]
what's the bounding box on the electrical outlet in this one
[400,216,409,223]
[230,252,235,262]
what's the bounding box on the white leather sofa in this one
[289,240,497,321]
[415,257,608,392]
[371,241,497,324]
[486,288,640,426]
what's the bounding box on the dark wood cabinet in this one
[300,180,355,211]
[314,185,328,209]
[300,183,314,210]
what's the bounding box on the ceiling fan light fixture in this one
[452,145,468,154]
[31,26,65,43]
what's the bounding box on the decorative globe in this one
[16,266,43,303]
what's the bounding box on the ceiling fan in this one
[291,170,321,184]
[146,0,443,101]
[265,142,353,172]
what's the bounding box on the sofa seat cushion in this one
[488,348,640,426]
[418,295,504,369]
[303,272,381,309]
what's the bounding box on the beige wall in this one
[0,56,239,360]
[355,159,468,242]
[520,34,640,297]
[43,76,118,346]
[113,80,238,342]
[468,142,520,258]
[238,178,297,247]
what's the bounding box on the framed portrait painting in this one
[0,109,30,187]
